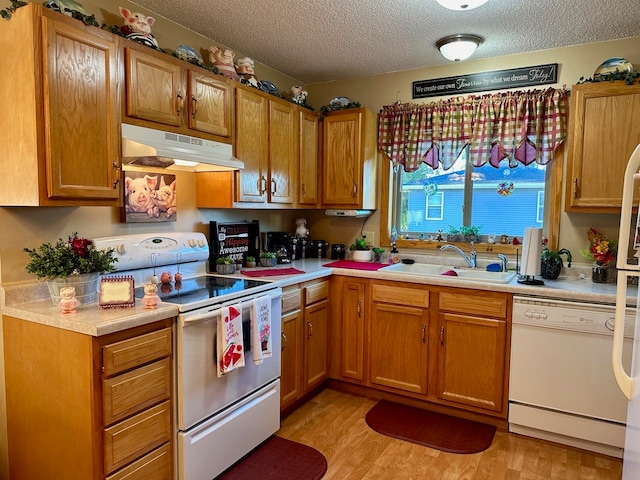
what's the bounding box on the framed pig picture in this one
[122,171,177,223]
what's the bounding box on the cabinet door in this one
[124,47,184,127]
[43,16,120,200]
[236,88,268,202]
[187,70,233,137]
[322,110,362,206]
[341,279,366,382]
[369,301,428,394]
[298,110,320,205]
[280,309,303,409]
[436,313,506,413]
[268,100,297,204]
[565,82,640,211]
[303,299,329,391]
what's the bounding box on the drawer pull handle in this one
[307,321,313,339]
[281,332,287,351]
[422,324,426,344]
[357,300,361,317]
[440,326,445,345]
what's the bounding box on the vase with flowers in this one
[580,228,617,283]
[24,232,117,305]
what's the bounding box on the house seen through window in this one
[394,146,546,240]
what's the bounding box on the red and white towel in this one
[251,295,272,365]
[217,303,245,377]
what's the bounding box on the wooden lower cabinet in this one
[434,290,510,415]
[3,316,174,479]
[369,281,429,395]
[329,278,512,419]
[280,280,329,411]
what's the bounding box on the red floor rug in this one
[216,435,327,480]
[365,400,496,454]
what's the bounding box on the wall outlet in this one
[362,231,375,246]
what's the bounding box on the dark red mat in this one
[241,267,305,277]
[323,260,387,271]
[365,400,496,454]
[216,435,327,480]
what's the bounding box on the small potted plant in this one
[259,252,277,267]
[215,256,236,274]
[245,256,256,268]
[372,247,385,263]
[460,225,482,243]
[540,247,572,280]
[447,226,463,242]
[349,237,372,262]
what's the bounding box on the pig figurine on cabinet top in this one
[119,7,160,50]
[209,46,239,81]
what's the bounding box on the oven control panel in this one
[93,232,209,271]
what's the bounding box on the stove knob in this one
[198,239,205,248]
[539,312,548,320]
[116,243,126,255]
[525,311,533,318]
[188,238,196,248]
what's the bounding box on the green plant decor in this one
[24,232,117,280]
[540,247,572,280]
[246,256,256,262]
[260,252,276,258]
[349,237,370,251]
[216,256,234,265]
[0,0,26,20]
[578,70,640,85]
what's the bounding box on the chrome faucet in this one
[497,254,508,272]
[440,242,477,269]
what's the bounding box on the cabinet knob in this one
[281,332,287,351]
[573,177,579,199]
[307,321,313,339]
[440,326,445,346]
[352,182,358,198]
[422,324,427,344]
[357,300,361,317]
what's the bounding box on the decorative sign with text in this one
[412,63,558,99]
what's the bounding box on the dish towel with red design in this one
[251,295,272,365]
[217,303,245,377]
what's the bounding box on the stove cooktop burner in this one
[134,275,272,307]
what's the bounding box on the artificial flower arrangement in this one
[24,232,117,280]
[580,228,617,266]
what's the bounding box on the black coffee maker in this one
[265,232,291,263]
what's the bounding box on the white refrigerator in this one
[614,143,640,479]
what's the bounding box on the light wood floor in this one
[277,389,623,480]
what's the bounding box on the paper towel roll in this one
[519,227,543,276]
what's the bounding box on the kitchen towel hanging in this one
[217,303,245,377]
[251,295,272,365]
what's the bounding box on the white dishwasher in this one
[509,296,635,458]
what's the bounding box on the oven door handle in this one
[181,308,223,325]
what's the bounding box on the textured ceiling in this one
[130,0,640,84]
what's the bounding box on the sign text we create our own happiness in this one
[412,64,558,99]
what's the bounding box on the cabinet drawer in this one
[282,286,301,313]
[103,328,172,376]
[104,400,172,474]
[371,283,429,308]
[105,442,172,480]
[439,291,508,318]
[305,280,329,305]
[103,358,171,426]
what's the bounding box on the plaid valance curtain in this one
[378,87,568,172]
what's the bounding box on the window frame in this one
[380,143,564,253]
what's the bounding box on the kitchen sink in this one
[380,262,517,284]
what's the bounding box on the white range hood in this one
[121,123,244,172]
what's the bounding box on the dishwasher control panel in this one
[513,296,636,337]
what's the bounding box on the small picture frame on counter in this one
[99,275,135,309]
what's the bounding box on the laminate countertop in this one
[2,257,635,336]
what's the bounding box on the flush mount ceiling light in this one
[436,34,483,62]
[436,0,488,10]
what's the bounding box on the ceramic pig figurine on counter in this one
[119,7,160,50]
[209,46,239,81]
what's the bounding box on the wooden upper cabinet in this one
[298,109,320,206]
[188,70,233,137]
[123,43,234,140]
[235,87,269,202]
[0,3,121,206]
[125,47,184,127]
[565,82,640,212]
[269,100,297,204]
[322,107,378,209]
